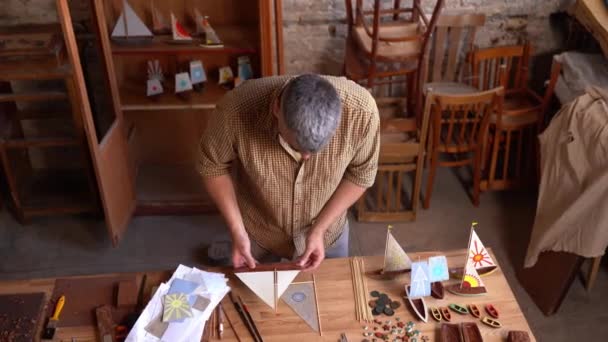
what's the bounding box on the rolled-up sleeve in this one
[197,102,236,177]
[344,108,380,188]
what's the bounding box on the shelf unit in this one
[0,24,99,223]
[74,0,280,239]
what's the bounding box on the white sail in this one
[147,79,163,97]
[383,228,412,272]
[468,228,496,269]
[194,8,205,35]
[235,271,275,309]
[171,13,192,41]
[174,72,193,93]
[190,60,207,85]
[462,258,486,289]
[112,0,153,38]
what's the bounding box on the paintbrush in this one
[229,292,262,342]
[42,295,65,340]
[237,295,263,342]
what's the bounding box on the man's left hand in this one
[297,230,325,272]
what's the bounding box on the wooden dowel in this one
[312,273,322,336]
[221,304,242,342]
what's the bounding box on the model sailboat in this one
[150,0,170,34]
[449,222,498,278]
[446,222,490,296]
[111,0,154,45]
[174,72,193,99]
[199,15,223,47]
[169,13,193,44]
[380,225,412,275]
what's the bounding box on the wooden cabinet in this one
[56,0,281,245]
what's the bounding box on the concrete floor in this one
[0,168,606,341]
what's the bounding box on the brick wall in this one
[2,0,570,75]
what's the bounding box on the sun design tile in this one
[163,293,193,322]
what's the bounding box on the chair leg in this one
[586,256,602,292]
[472,147,483,207]
[423,150,439,209]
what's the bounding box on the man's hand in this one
[297,230,325,272]
[232,231,257,269]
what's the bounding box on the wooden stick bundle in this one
[350,257,372,322]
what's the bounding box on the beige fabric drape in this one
[525,87,608,267]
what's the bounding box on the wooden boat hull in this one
[440,307,452,322]
[485,304,499,318]
[445,284,487,297]
[405,286,428,323]
[431,281,445,299]
[440,322,483,342]
[449,265,497,279]
[111,37,154,46]
[430,307,442,322]
[366,268,410,280]
[481,316,502,328]
[468,304,481,318]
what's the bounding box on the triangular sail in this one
[468,228,496,269]
[202,16,222,45]
[112,0,153,38]
[276,270,300,299]
[171,13,192,40]
[151,0,169,33]
[281,283,319,333]
[235,271,275,309]
[461,259,486,291]
[194,8,205,35]
[383,227,411,272]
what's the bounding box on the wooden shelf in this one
[135,164,215,215]
[0,60,71,81]
[111,27,257,56]
[120,80,228,111]
[17,169,96,216]
[0,91,67,103]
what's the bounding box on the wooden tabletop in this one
[0,249,535,341]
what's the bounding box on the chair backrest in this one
[470,43,531,92]
[349,0,445,58]
[426,13,486,83]
[428,87,504,153]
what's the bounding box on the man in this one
[198,74,379,271]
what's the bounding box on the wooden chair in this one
[470,44,560,191]
[356,97,432,222]
[423,13,486,95]
[344,0,444,115]
[423,87,504,209]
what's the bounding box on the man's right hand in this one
[232,231,257,269]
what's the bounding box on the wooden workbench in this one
[0,249,535,341]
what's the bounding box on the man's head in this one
[274,74,342,159]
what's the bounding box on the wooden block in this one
[507,330,531,342]
[95,305,116,342]
[117,280,138,308]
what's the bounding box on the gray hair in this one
[280,74,342,153]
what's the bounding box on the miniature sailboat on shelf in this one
[169,13,193,44]
[111,0,154,45]
[449,222,498,278]
[446,222,496,296]
[150,0,170,34]
[146,60,164,97]
[198,14,223,47]
[405,261,430,323]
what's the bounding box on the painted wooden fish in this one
[481,316,502,328]
[468,304,481,318]
[485,304,499,319]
